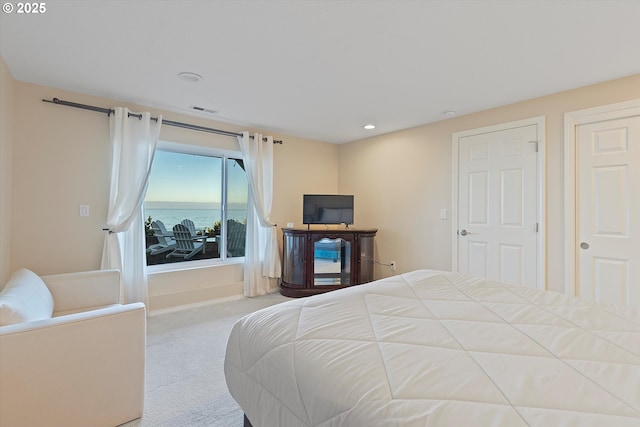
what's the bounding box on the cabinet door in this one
[312,236,353,286]
[282,233,305,285]
[359,235,375,283]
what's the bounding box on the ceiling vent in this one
[191,106,218,115]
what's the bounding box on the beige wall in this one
[6,77,338,310]
[0,56,14,284]
[339,73,640,292]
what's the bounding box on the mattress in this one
[224,270,640,426]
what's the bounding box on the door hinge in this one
[535,223,539,233]
[529,140,539,152]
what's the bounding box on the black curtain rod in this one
[42,98,283,144]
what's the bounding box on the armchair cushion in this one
[0,269,54,326]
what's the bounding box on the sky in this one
[145,151,248,208]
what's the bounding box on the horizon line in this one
[144,201,247,209]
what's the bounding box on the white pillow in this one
[0,268,54,326]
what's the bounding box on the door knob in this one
[459,229,469,236]
[580,242,589,249]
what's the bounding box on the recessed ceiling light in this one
[177,72,203,83]
[443,110,456,118]
[363,124,376,130]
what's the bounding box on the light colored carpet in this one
[120,292,289,427]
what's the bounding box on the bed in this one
[224,270,640,426]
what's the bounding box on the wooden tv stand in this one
[280,227,377,298]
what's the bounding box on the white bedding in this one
[224,270,640,426]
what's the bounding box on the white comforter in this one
[224,270,640,426]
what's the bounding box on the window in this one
[143,146,248,267]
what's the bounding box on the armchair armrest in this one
[41,269,120,313]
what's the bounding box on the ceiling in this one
[1,1,639,144]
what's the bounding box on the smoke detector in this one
[177,72,203,83]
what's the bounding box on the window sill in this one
[146,257,244,275]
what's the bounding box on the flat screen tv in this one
[303,194,354,225]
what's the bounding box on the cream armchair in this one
[0,269,146,427]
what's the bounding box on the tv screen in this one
[303,194,354,225]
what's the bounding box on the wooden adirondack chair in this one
[147,220,177,255]
[180,218,199,237]
[166,223,204,260]
[227,220,246,257]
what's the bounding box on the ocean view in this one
[144,208,248,230]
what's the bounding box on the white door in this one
[576,115,640,307]
[456,122,540,288]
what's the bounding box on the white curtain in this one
[238,132,281,296]
[101,107,161,305]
